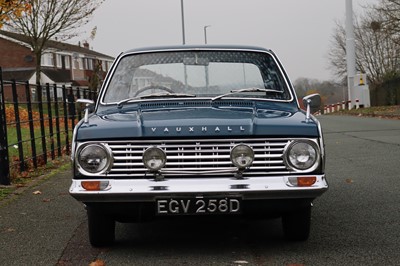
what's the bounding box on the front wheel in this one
[281,205,311,241]
[87,206,116,247]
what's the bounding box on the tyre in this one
[282,206,311,241]
[87,206,116,247]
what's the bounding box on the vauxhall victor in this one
[69,45,328,247]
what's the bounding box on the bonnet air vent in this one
[213,101,255,107]
[139,100,255,109]
[140,101,210,109]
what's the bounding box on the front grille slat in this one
[114,156,143,160]
[100,138,294,177]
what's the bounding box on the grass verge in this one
[327,105,400,119]
[0,156,71,204]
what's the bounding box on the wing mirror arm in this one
[305,99,311,120]
[302,94,321,122]
[77,99,94,123]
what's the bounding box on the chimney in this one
[83,42,89,49]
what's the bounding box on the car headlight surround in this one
[143,146,167,171]
[230,144,254,169]
[75,143,113,175]
[284,140,320,172]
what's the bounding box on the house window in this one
[102,61,106,71]
[41,53,54,66]
[65,56,70,69]
[88,59,94,70]
[78,58,83,70]
[56,54,62,68]
[56,54,71,69]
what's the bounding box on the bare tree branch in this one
[6,0,104,84]
[328,5,400,86]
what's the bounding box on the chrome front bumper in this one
[69,175,328,202]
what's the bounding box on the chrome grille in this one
[103,138,293,177]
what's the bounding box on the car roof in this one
[121,45,273,55]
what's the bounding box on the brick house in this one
[0,30,114,100]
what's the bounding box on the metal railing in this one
[0,68,97,185]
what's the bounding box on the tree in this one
[89,59,102,92]
[328,8,400,87]
[376,0,400,36]
[0,0,30,27]
[294,78,345,105]
[327,21,348,82]
[5,0,104,84]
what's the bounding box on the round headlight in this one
[143,147,166,171]
[230,144,254,169]
[285,140,319,171]
[76,144,112,175]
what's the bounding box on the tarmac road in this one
[0,115,400,265]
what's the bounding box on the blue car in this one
[69,45,328,246]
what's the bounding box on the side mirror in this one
[77,99,94,123]
[302,94,321,120]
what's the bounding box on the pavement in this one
[0,168,92,266]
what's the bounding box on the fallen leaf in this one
[21,172,29,178]
[345,178,354,184]
[6,228,16,232]
[33,190,42,195]
[89,259,106,266]
[43,198,51,202]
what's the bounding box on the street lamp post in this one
[204,25,211,44]
[181,0,186,45]
[346,0,356,109]
[203,25,211,88]
[180,0,187,87]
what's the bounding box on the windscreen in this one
[102,50,292,103]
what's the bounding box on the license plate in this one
[156,197,241,215]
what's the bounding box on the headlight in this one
[230,144,254,169]
[76,143,113,175]
[284,140,320,172]
[143,147,166,171]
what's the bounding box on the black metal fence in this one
[0,69,97,185]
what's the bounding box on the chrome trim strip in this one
[160,167,237,175]
[315,115,326,170]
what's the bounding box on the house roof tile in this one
[0,30,114,60]
[1,68,35,81]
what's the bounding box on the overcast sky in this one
[75,0,378,82]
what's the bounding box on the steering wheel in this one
[134,85,175,97]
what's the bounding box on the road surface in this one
[1,115,399,265]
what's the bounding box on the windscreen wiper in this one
[117,93,196,108]
[211,87,283,102]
